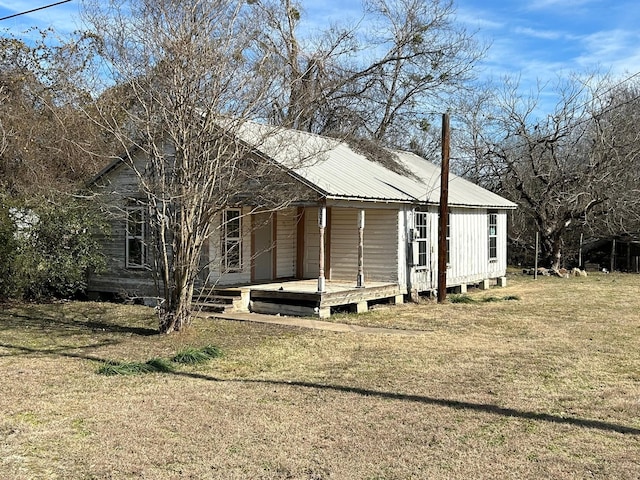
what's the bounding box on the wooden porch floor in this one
[207,280,406,318]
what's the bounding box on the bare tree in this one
[251,0,482,147]
[83,0,319,333]
[465,76,633,269]
[0,32,104,196]
[0,85,8,160]
[582,81,640,238]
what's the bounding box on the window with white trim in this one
[126,206,147,268]
[223,209,242,272]
[414,211,429,269]
[488,211,498,261]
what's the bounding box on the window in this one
[223,209,242,271]
[414,211,429,268]
[488,211,498,261]
[126,206,147,268]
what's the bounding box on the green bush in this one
[1,196,107,300]
[97,358,175,376]
[449,294,476,304]
[171,345,223,364]
[0,202,18,299]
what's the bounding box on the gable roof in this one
[90,121,516,210]
[237,122,517,209]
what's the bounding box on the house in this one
[88,123,517,317]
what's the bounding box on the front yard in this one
[1,272,638,479]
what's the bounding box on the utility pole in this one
[438,113,450,303]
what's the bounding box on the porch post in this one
[356,209,365,288]
[317,206,327,293]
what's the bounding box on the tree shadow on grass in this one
[0,340,122,358]
[0,303,158,337]
[2,341,639,437]
[179,372,640,436]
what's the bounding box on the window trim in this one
[125,206,148,269]
[222,208,242,272]
[414,210,429,270]
[488,211,498,262]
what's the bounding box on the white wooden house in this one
[88,123,516,317]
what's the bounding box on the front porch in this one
[195,280,406,319]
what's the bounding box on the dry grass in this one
[1,272,639,479]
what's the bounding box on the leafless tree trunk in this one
[83,0,323,332]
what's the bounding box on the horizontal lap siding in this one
[88,155,156,295]
[329,209,358,280]
[330,208,398,283]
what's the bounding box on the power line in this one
[0,0,73,22]
[458,70,640,161]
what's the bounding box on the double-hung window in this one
[414,211,429,268]
[223,209,242,272]
[126,206,147,268]
[488,211,498,262]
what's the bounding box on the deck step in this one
[192,288,249,313]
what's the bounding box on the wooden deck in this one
[200,280,406,318]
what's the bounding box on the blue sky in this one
[2,0,640,110]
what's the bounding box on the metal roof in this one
[238,122,517,209]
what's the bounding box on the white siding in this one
[435,207,508,286]
[330,208,398,282]
[275,208,297,278]
[397,209,409,288]
[303,207,320,278]
[88,151,156,296]
[405,207,510,293]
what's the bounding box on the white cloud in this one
[574,29,640,76]
[0,0,81,36]
[524,0,597,11]
[512,26,563,40]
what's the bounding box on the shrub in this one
[449,294,476,304]
[0,200,18,299]
[97,358,175,376]
[172,345,223,364]
[6,197,107,300]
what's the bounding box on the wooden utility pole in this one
[437,113,450,303]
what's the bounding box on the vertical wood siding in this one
[330,208,398,282]
[275,208,297,278]
[303,207,320,278]
[406,207,509,292]
[438,207,508,286]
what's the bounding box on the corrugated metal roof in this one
[238,122,517,209]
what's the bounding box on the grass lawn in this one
[1,272,639,479]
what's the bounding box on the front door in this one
[253,212,273,281]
